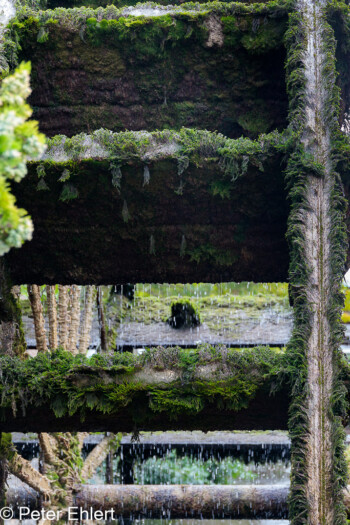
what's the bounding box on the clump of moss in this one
[237,107,274,135]
[168,300,200,329]
[0,433,15,461]
[240,17,286,54]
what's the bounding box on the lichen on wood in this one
[67,285,81,354]
[78,285,95,354]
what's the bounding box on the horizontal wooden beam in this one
[5,128,292,284]
[0,388,290,432]
[75,484,289,519]
[13,430,292,447]
[6,484,350,519]
[3,347,349,433]
[0,347,290,432]
[15,7,288,138]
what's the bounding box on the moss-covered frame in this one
[5,128,292,283]
[4,1,290,137]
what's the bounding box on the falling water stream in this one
[6,432,292,525]
[22,282,350,352]
[22,283,294,350]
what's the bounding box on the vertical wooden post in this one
[286,0,348,523]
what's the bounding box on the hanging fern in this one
[59,183,79,202]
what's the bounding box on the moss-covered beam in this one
[4,2,289,137]
[285,0,349,522]
[1,339,350,433]
[0,346,291,432]
[45,0,272,10]
[5,129,292,284]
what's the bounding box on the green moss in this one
[221,15,240,46]
[45,0,266,8]
[284,7,348,524]
[11,1,293,29]
[0,433,15,461]
[2,3,290,138]
[0,346,285,422]
[84,14,203,58]
[34,128,294,209]
[209,179,232,198]
[188,243,238,266]
[168,300,200,328]
[240,17,286,53]
[37,25,49,42]
[59,183,79,201]
[237,107,275,135]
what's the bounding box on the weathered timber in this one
[5,126,350,284]
[0,388,290,432]
[6,132,289,284]
[76,484,289,519]
[0,348,290,432]
[1,346,350,432]
[285,0,349,521]
[10,6,288,138]
[12,431,292,463]
[6,484,350,519]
